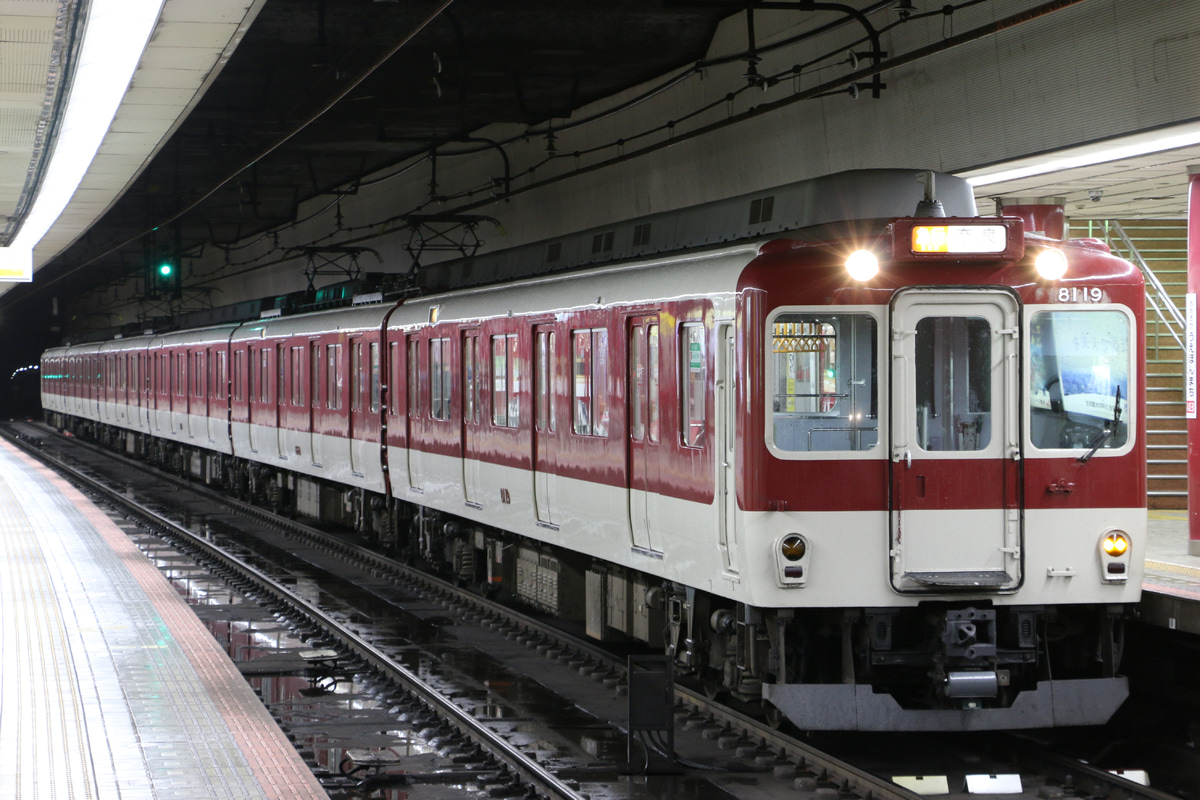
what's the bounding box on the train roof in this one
[229,302,395,341]
[393,240,763,327]
[417,168,975,293]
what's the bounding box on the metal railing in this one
[1101,220,1185,355]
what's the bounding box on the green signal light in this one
[158,262,173,277]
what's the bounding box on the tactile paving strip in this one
[0,439,329,799]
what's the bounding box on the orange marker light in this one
[1101,532,1129,556]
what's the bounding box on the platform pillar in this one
[1186,167,1200,555]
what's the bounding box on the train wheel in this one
[701,670,725,701]
[762,701,785,730]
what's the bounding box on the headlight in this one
[1035,248,1068,280]
[781,534,806,561]
[845,250,879,281]
[775,533,809,587]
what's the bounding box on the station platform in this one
[1141,511,1200,635]
[0,439,329,799]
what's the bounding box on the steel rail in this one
[9,422,924,800]
[20,424,1186,800]
[1007,735,1186,800]
[2,426,586,800]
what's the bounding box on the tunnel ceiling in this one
[22,0,755,311]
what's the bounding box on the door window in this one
[535,329,555,432]
[370,342,381,412]
[431,338,451,420]
[914,316,991,452]
[291,346,304,405]
[630,326,645,441]
[463,336,479,424]
[492,334,519,428]
[572,329,608,436]
[351,341,362,412]
[326,343,342,409]
[681,324,705,446]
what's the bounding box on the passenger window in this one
[1029,310,1130,451]
[769,313,878,452]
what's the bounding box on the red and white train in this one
[42,170,1144,730]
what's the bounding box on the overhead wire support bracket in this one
[748,1,887,97]
[292,245,382,292]
[402,213,501,272]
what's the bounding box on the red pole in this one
[1186,167,1200,554]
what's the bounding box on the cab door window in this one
[1029,310,1131,451]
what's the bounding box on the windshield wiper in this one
[1078,384,1121,464]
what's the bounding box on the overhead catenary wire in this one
[47,0,1084,311]
[10,0,456,307]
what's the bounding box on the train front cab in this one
[738,221,1145,731]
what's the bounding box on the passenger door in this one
[627,316,661,552]
[890,289,1021,591]
[309,340,322,465]
[139,353,151,430]
[532,324,558,525]
[276,343,287,457]
[248,345,267,453]
[405,335,423,491]
[461,331,482,507]
[716,323,738,574]
[349,337,363,475]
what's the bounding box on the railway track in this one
[4,420,1189,800]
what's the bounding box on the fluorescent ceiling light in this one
[958,122,1200,187]
[0,0,166,281]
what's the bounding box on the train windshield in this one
[1028,309,1130,451]
[769,312,878,452]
